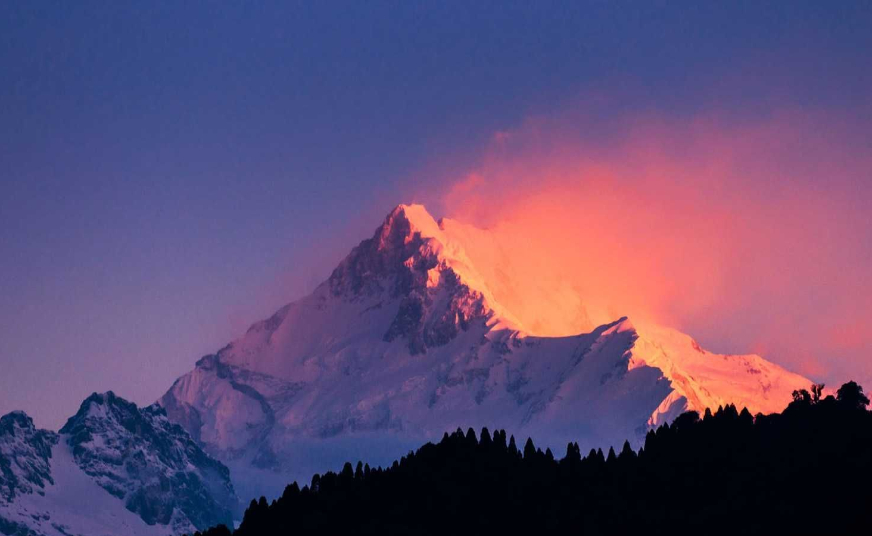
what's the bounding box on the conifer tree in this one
[523,437,536,460]
[508,435,518,456]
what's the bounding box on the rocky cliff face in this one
[0,393,238,536]
[0,412,57,505]
[328,204,494,354]
[59,392,238,532]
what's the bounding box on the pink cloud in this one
[425,102,872,388]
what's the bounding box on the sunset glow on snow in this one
[420,106,872,385]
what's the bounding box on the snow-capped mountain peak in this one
[159,203,814,500]
[327,203,523,338]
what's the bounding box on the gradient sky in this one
[2,1,871,429]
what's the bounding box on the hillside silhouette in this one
[193,381,872,535]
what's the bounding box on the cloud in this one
[430,102,872,387]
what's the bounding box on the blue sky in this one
[1,1,870,428]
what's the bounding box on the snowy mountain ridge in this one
[160,204,812,499]
[0,393,238,536]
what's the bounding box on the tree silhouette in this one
[837,381,870,409]
[811,383,825,403]
[523,437,536,460]
[191,382,872,536]
[792,388,812,406]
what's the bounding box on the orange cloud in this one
[425,103,872,388]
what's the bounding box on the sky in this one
[1,1,870,429]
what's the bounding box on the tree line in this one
[192,381,872,535]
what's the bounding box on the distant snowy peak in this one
[0,393,238,536]
[1,409,169,536]
[60,391,237,532]
[0,411,58,504]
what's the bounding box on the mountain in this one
[160,204,812,500]
[0,393,237,536]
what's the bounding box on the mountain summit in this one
[160,204,811,499]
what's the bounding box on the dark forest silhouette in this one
[192,381,872,535]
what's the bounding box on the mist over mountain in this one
[194,381,872,536]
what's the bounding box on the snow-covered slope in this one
[160,204,812,499]
[0,394,238,536]
[1,436,172,536]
